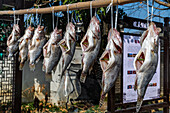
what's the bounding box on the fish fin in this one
[134,76,137,91]
[19,63,24,70]
[99,94,105,107]
[42,64,45,72]
[136,96,143,113]
[45,73,52,82]
[29,64,35,71]
[59,39,69,53]
[27,53,30,61]
[36,55,41,64]
[80,72,87,83]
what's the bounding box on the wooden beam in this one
[155,0,170,7]
[0,0,146,15]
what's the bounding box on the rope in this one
[39,14,43,25]
[67,5,69,24]
[52,7,55,30]
[115,0,118,30]
[90,1,92,19]
[111,0,113,30]
[14,11,16,25]
[147,0,149,27]
[151,0,155,22]
[30,14,33,26]
[27,10,29,27]
[36,9,38,25]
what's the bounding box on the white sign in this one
[123,34,160,103]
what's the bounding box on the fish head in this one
[37,25,45,35]
[52,27,62,42]
[89,16,100,39]
[66,22,76,41]
[109,29,122,53]
[148,22,161,46]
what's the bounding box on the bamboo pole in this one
[0,0,146,15]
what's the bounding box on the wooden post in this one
[12,0,24,113]
[163,17,169,113]
[107,86,115,113]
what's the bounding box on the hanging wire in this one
[111,0,113,30]
[90,1,92,19]
[67,5,69,24]
[36,9,38,25]
[52,7,55,30]
[151,0,154,22]
[147,0,149,27]
[115,0,118,29]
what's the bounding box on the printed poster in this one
[123,34,160,103]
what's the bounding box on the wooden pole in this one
[0,0,145,15]
[163,17,170,113]
[12,0,24,112]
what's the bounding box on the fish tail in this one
[136,96,143,113]
[29,64,35,71]
[45,73,52,81]
[19,63,24,70]
[80,72,87,83]
[99,95,105,107]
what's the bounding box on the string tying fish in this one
[147,0,149,27]
[36,9,38,25]
[52,7,55,30]
[106,0,113,29]
[115,0,118,30]
[151,0,155,22]
[90,1,92,19]
[67,5,70,24]
[26,11,29,27]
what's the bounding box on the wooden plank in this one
[0,0,146,15]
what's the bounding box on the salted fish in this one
[7,24,20,58]
[19,26,34,70]
[99,28,122,106]
[59,22,76,76]
[80,16,101,83]
[28,25,46,71]
[42,27,62,74]
[133,22,161,112]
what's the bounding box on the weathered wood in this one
[155,0,170,7]
[12,0,24,113]
[0,0,146,15]
[163,17,170,113]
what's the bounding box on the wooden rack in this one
[0,0,145,15]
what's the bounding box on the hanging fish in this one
[28,25,46,71]
[42,27,62,74]
[59,22,76,76]
[7,24,20,58]
[99,28,122,107]
[80,16,101,83]
[19,26,34,70]
[133,22,161,112]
